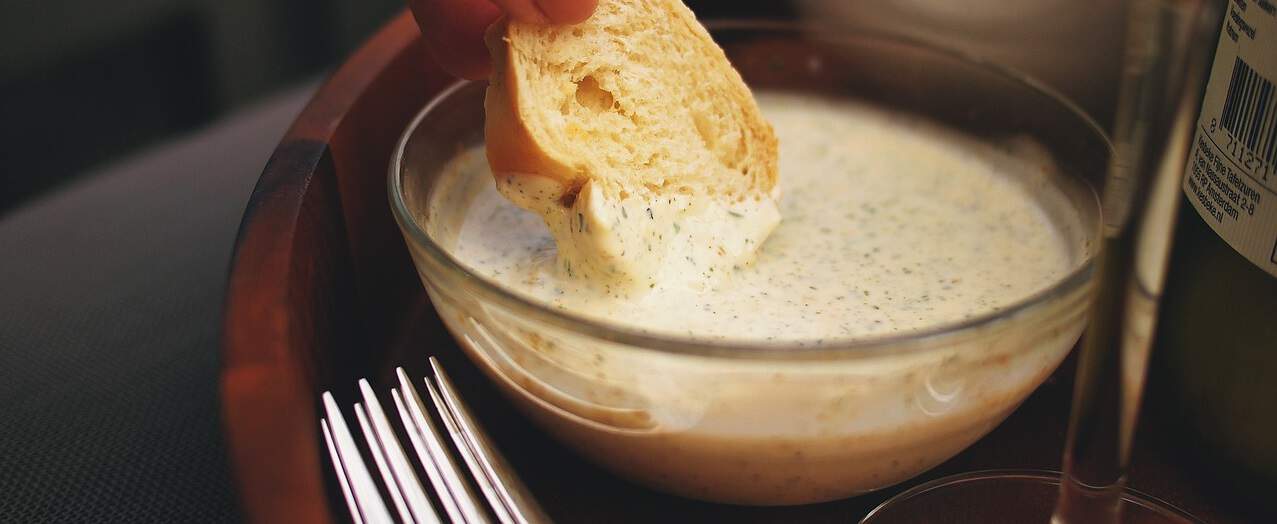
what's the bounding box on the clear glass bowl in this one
[389,22,1108,505]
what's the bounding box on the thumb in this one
[409,0,502,79]
[489,0,597,24]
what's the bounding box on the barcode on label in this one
[1220,57,1277,166]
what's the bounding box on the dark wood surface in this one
[221,10,1264,523]
[222,13,439,523]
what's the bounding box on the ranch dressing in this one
[455,92,1074,342]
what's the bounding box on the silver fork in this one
[320,357,549,524]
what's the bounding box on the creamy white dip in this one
[455,92,1073,342]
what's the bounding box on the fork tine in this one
[391,389,462,523]
[427,358,550,524]
[321,392,393,524]
[395,368,490,524]
[354,403,413,523]
[419,372,510,524]
[359,381,441,524]
[321,419,363,524]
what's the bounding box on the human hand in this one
[409,0,598,79]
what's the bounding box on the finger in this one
[490,0,597,24]
[410,0,502,79]
[535,0,598,23]
[487,0,547,23]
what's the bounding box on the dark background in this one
[0,0,404,214]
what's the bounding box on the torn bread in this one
[484,0,780,292]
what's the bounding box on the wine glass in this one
[861,0,1224,522]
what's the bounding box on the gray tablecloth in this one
[0,83,314,522]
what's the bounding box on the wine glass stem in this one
[1054,238,1141,524]
[1052,1,1221,523]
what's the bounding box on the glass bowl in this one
[389,22,1107,505]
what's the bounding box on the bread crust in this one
[483,17,579,204]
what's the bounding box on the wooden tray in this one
[221,11,1252,523]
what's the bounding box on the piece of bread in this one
[482,0,780,292]
[483,0,778,206]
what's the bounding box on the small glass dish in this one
[860,470,1204,523]
[389,21,1108,505]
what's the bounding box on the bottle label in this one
[1184,0,1277,278]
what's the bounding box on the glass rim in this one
[860,469,1205,523]
[388,20,1112,361]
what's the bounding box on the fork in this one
[320,357,550,524]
